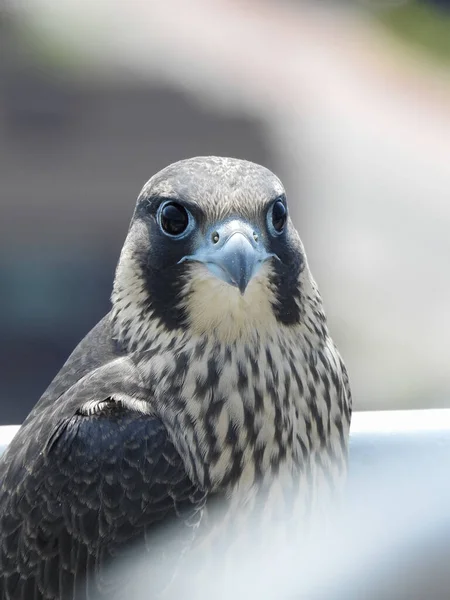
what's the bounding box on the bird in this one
[0,156,352,600]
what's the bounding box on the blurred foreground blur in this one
[1,409,450,598]
[90,410,450,600]
[1,0,450,422]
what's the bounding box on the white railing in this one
[3,409,450,458]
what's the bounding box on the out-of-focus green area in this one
[1,13,82,72]
[375,1,450,64]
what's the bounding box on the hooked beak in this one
[179,219,276,294]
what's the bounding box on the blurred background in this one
[0,0,449,423]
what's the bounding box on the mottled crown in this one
[138,156,285,223]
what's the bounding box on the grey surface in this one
[0,74,274,425]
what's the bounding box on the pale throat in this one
[181,263,281,345]
[112,257,298,351]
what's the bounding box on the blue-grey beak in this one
[179,219,275,294]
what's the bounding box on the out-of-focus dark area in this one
[1,0,450,423]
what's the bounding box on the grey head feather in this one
[111,156,322,350]
[138,156,285,223]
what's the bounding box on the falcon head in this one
[113,157,323,346]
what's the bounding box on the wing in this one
[0,359,206,600]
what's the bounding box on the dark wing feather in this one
[0,407,206,600]
[0,324,206,600]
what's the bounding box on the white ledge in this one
[2,409,450,457]
[0,425,19,451]
[350,408,450,434]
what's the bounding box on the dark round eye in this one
[159,202,190,236]
[271,199,287,233]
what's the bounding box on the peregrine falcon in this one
[0,157,352,599]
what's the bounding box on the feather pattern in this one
[0,157,351,599]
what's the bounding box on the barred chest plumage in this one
[134,325,349,518]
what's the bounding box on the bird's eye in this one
[159,202,190,236]
[271,199,287,234]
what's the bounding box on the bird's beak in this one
[179,219,275,294]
